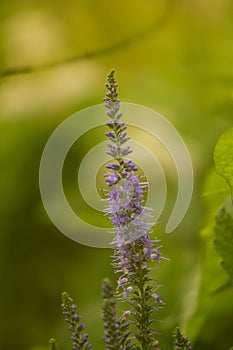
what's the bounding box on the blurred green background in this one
[0,0,233,349]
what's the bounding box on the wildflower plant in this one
[103,70,164,349]
[48,70,192,350]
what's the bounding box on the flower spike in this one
[104,69,165,349]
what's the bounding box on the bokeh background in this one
[0,0,233,349]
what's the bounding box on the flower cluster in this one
[61,292,92,350]
[173,328,192,350]
[104,70,163,273]
[104,71,160,245]
[104,70,164,349]
[103,70,132,164]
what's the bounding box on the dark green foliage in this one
[214,202,233,284]
[213,127,233,201]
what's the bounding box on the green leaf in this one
[214,196,233,284]
[186,220,229,341]
[213,127,233,202]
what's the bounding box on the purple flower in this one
[152,293,163,304]
[103,69,164,268]
[174,328,192,350]
[61,292,92,350]
[122,286,133,298]
[104,69,164,349]
[105,170,120,186]
[118,277,128,286]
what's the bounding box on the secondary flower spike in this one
[104,70,164,350]
[61,292,92,350]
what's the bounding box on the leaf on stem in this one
[213,127,233,202]
[214,197,233,284]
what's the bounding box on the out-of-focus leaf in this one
[214,197,233,284]
[186,221,229,341]
[202,168,229,223]
[213,127,233,202]
[186,176,233,348]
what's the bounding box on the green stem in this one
[130,242,154,350]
